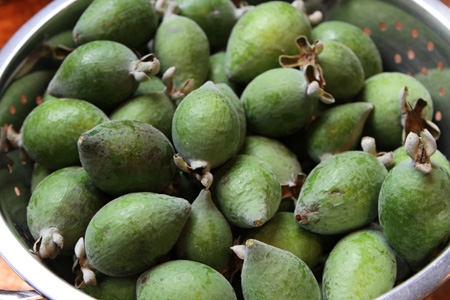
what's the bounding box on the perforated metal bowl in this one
[1,0,450,299]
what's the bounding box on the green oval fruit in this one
[175,190,233,272]
[212,155,281,228]
[208,52,240,93]
[239,239,320,300]
[81,273,137,300]
[295,151,387,235]
[73,0,158,49]
[379,159,450,270]
[84,192,191,276]
[154,15,210,90]
[27,167,108,258]
[134,76,166,96]
[312,20,382,79]
[30,163,51,192]
[78,120,176,197]
[392,145,450,172]
[136,260,237,300]
[306,102,373,163]
[172,81,242,169]
[322,229,397,300]
[22,99,109,171]
[243,212,322,269]
[241,68,318,137]
[226,1,311,83]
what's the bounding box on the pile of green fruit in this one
[1,0,450,299]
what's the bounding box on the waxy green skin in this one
[22,99,109,171]
[154,15,210,90]
[318,41,365,102]
[360,72,433,149]
[46,30,76,49]
[175,190,233,272]
[85,192,191,276]
[109,92,176,138]
[176,0,237,51]
[27,167,108,256]
[209,52,240,93]
[307,102,374,163]
[134,76,165,96]
[392,146,450,172]
[379,159,450,270]
[243,212,322,269]
[73,0,158,49]
[172,82,242,169]
[136,260,237,300]
[81,273,137,300]
[322,229,397,300]
[295,151,387,235]
[48,40,143,111]
[30,163,51,192]
[0,71,54,129]
[239,135,301,185]
[225,1,311,84]
[241,240,320,300]
[212,155,281,228]
[242,68,317,137]
[78,120,176,197]
[312,21,382,79]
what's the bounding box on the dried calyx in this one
[361,136,393,168]
[154,0,179,20]
[281,173,306,201]
[405,129,437,174]
[162,66,195,104]
[173,154,213,189]
[73,237,97,288]
[33,227,64,260]
[291,0,323,25]
[130,53,160,82]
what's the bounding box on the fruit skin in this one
[359,72,433,149]
[30,163,51,192]
[136,260,237,300]
[208,52,240,93]
[391,146,450,173]
[47,40,146,111]
[133,76,165,96]
[322,229,397,300]
[212,155,281,228]
[243,212,322,269]
[154,15,210,90]
[306,102,373,163]
[312,20,382,79]
[225,1,311,84]
[378,159,450,270]
[241,68,317,137]
[27,167,108,256]
[172,82,242,169]
[73,0,158,49]
[78,119,176,197]
[81,272,138,300]
[84,192,191,276]
[295,151,387,235]
[0,70,54,129]
[240,239,320,300]
[175,190,233,272]
[22,99,109,171]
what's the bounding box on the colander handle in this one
[0,290,46,300]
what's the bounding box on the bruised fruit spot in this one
[406,72,413,76]
[36,96,42,105]
[438,61,444,70]
[74,33,80,42]
[407,50,415,60]
[212,10,220,15]
[254,220,263,227]
[421,68,427,76]
[395,21,402,30]
[427,41,434,51]
[141,277,147,284]
[435,111,442,122]
[394,54,402,64]
[363,27,371,35]
[21,95,27,104]
[14,186,20,196]
[331,190,343,195]
[440,87,445,96]
[10,105,15,114]
[411,28,418,38]
[379,22,387,31]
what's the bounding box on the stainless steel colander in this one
[1,0,450,299]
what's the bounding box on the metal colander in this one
[1,0,450,299]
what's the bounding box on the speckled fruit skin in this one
[241,68,317,137]
[306,102,373,163]
[81,273,138,300]
[154,15,210,90]
[30,163,51,192]
[172,82,242,169]
[22,99,109,171]
[78,120,176,197]
[208,52,240,93]
[312,21,382,79]
[27,167,108,256]
[47,40,142,111]
[133,76,165,96]
[379,159,450,270]
[241,240,320,300]
[136,260,237,300]
[175,0,237,51]
[392,146,450,172]
[175,190,233,272]
[318,41,365,102]
[243,212,322,269]
[295,151,387,235]
[0,70,54,129]
[225,1,311,84]
[322,229,397,300]
[360,72,433,149]
[212,155,281,228]
[239,135,301,185]
[84,192,191,276]
[73,0,158,49]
